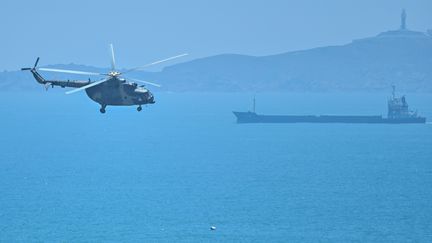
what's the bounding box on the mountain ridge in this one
[2,28,432,92]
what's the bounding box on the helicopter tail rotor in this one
[21,57,40,71]
[34,57,40,69]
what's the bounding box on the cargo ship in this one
[233,87,426,124]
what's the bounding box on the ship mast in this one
[252,95,256,113]
[392,85,396,99]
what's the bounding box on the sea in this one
[0,92,431,242]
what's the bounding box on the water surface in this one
[1,92,431,242]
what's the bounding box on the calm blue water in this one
[1,92,431,242]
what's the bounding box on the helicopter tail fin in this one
[21,57,46,84]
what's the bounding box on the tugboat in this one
[233,86,426,124]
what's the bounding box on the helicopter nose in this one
[148,93,155,104]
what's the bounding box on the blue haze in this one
[1,0,432,241]
[1,92,431,242]
[1,0,432,71]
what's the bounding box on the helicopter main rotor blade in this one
[65,78,110,95]
[110,43,116,71]
[38,68,103,76]
[123,53,188,74]
[128,77,162,87]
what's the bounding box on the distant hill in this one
[2,28,432,92]
[147,28,432,92]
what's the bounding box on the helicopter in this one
[22,44,187,113]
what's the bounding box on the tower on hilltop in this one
[400,9,407,30]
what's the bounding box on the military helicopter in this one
[22,44,187,113]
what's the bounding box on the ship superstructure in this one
[387,85,419,119]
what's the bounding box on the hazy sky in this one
[1,0,431,71]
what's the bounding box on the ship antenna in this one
[253,95,256,113]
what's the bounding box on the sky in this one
[1,0,431,71]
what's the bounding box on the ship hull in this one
[233,111,426,124]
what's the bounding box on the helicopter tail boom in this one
[21,58,91,89]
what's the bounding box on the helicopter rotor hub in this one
[108,71,121,77]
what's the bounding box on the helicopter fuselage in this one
[20,51,185,113]
[22,47,186,113]
[85,77,155,106]
[24,67,155,113]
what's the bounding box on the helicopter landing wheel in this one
[137,105,142,112]
[100,105,106,114]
